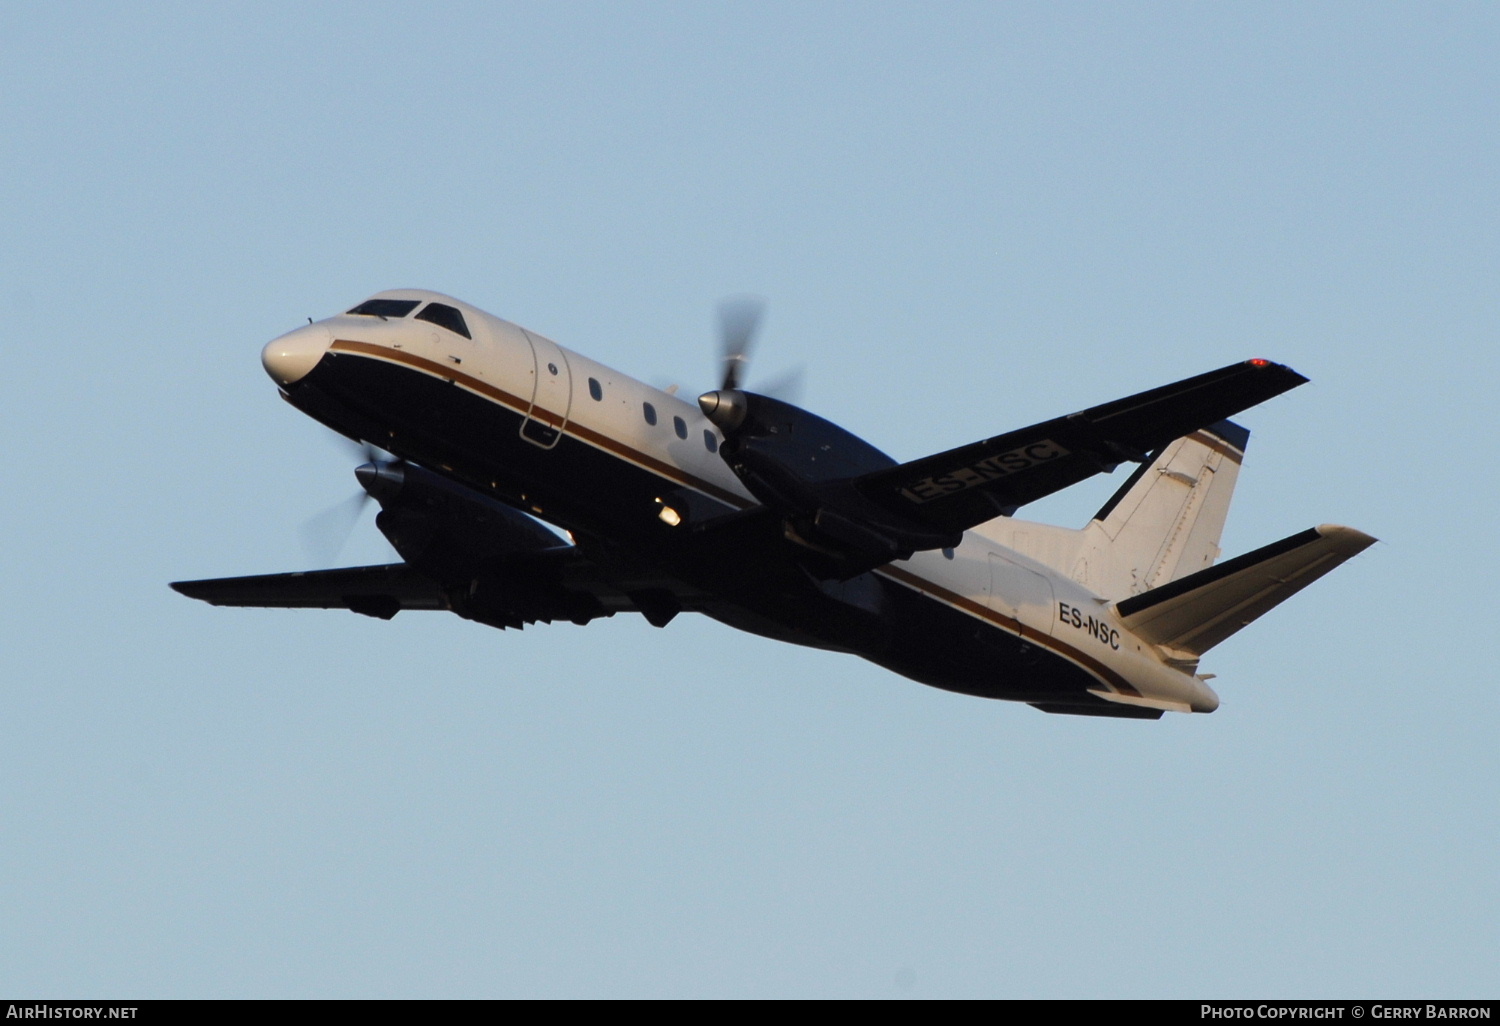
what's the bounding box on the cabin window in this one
[348,298,419,318]
[703,430,718,453]
[673,416,688,439]
[643,402,657,426]
[414,302,471,339]
[588,378,603,401]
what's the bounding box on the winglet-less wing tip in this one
[1248,358,1308,385]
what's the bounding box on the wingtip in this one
[169,580,205,602]
[170,579,220,603]
[1247,358,1309,386]
[1314,524,1378,556]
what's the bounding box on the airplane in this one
[172,289,1375,719]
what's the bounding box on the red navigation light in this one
[1249,358,1270,367]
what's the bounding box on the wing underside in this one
[172,550,706,629]
[853,359,1307,536]
[171,563,449,619]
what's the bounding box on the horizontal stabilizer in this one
[854,359,1307,535]
[1114,525,1376,656]
[171,563,448,620]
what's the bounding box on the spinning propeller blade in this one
[297,434,399,564]
[717,295,764,392]
[299,490,371,565]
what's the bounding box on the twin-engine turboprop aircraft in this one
[173,289,1375,718]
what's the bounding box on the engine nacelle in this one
[699,391,960,573]
[356,460,608,627]
[358,460,562,571]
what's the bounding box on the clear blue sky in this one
[1,1,1494,998]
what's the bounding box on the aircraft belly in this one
[287,350,1146,710]
[294,349,688,540]
[861,572,1111,704]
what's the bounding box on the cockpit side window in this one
[348,298,420,318]
[414,302,472,339]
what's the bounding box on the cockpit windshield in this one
[414,302,471,339]
[347,298,420,318]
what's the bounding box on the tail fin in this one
[1084,420,1247,597]
[1114,524,1376,664]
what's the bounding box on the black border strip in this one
[1115,527,1323,618]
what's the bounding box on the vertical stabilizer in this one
[1083,420,1247,597]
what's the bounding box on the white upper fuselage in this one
[263,289,1220,713]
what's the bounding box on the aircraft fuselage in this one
[261,289,1217,718]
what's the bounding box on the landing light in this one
[655,499,683,527]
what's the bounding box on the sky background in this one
[1,1,1495,998]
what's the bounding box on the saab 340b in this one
[174,290,1374,719]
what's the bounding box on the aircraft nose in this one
[262,323,331,386]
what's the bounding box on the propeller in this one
[298,490,371,564]
[297,434,399,564]
[701,296,806,431]
[717,295,764,392]
[752,364,805,408]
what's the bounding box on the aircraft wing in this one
[172,552,703,628]
[851,359,1307,535]
[171,563,450,619]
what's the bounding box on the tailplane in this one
[1113,524,1376,668]
[974,420,1376,677]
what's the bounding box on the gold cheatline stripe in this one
[1188,429,1245,464]
[878,565,1140,696]
[328,338,1139,697]
[330,338,749,507]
